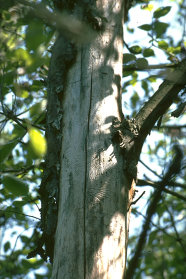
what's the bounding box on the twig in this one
[125,145,184,279]
[0,165,35,175]
[139,160,162,179]
[137,178,186,189]
[153,125,186,130]
[137,179,186,202]
[0,209,40,221]
[123,63,178,72]
[165,205,186,252]
[127,191,145,211]
[135,210,177,240]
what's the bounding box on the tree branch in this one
[137,178,186,189]
[165,205,186,252]
[137,179,186,202]
[135,210,181,242]
[123,63,178,72]
[0,209,40,221]
[153,124,186,130]
[125,145,184,279]
[135,58,186,149]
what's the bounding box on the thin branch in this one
[153,125,186,130]
[165,205,186,252]
[1,110,45,131]
[137,179,186,202]
[0,209,40,221]
[139,159,162,179]
[135,210,177,241]
[123,63,178,72]
[128,191,145,211]
[12,227,32,253]
[16,116,45,131]
[125,145,184,279]
[138,178,186,189]
[0,165,35,175]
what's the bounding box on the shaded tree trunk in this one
[50,1,134,278]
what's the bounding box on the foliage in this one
[0,0,185,278]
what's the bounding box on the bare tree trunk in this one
[51,1,133,278]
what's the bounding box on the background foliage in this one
[0,0,185,278]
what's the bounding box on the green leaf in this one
[29,102,44,118]
[123,70,134,77]
[147,76,157,82]
[138,24,152,31]
[153,6,171,18]
[136,58,148,69]
[0,141,18,163]
[13,200,27,208]
[2,175,28,196]
[129,45,142,54]
[20,235,29,243]
[141,80,149,95]
[148,230,157,245]
[154,21,169,38]
[167,46,181,54]
[143,48,155,57]
[13,48,33,67]
[25,21,46,51]
[131,92,140,108]
[158,40,169,50]
[123,53,136,64]
[4,241,11,252]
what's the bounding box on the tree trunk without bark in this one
[51,1,134,278]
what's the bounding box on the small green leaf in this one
[153,6,171,18]
[13,200,27,208]
[167,46,181,54]
[138,24,152,31]
[143,48,155,57]
[129,45,142,54]
[123,70,134,77]
[4,241,11,252]
[123,53,136,64]
[0,141,18,163]
[136,58,148,69]
[148,76,157,82]
[131,92,140,108]
[127,26,134,33]
[141,80,149,95]
[158,40,169,50]
[2,175,28,196]
[13,48,33,67]
[20,235,29,243]
[148,230,157,245]
[154,21,169,38]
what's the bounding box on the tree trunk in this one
[51,1,133,278]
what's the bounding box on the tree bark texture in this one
[51,1,132,278]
